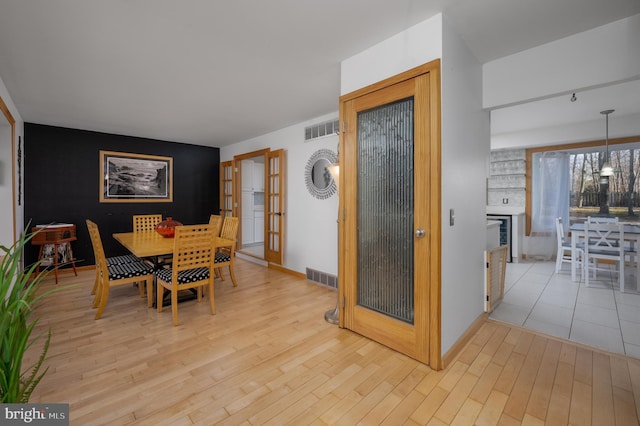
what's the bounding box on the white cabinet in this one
[254,211,264,243]
[252,162,264,192]
[241,191,253,244]
[487,220,501,249]
[241,159,265,245]
[241,159,265,192]
[241,160,253,191]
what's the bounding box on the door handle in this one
[415,228,426,238]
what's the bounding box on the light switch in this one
[449,209,455,226]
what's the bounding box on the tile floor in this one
[490,259,640,359]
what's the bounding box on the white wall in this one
[223,12,489,358]
[341,14,442,95]
[220,113,339,276]
[0,74,24,246]
[341,13,489,356]
[440,15,490,353]
[485,13,640,150]
[483,14,640,110]
[492,113,640,150]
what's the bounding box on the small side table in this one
[32,224,78,284]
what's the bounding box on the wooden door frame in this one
[0,95,17,243]
[337,60,442,369]
[233,148,270,249]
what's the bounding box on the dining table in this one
[569,221,640,292]
[113,230,235,304]
[113,230,235,262]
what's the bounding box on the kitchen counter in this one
[487,220,501,249]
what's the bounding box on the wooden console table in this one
[32,223,78,284]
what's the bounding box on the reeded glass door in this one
[340,64,440,365]
[357,98,415,324]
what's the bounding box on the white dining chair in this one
[555,217,583,276]
[583,221,631,291]
[587,215,619,224]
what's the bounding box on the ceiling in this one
[0,0,638,148]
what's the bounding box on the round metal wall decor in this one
[305,149,337,199]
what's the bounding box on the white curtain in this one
[527,151,570,259]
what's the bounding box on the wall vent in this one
[306,267,337,289]
[304,119,339,142]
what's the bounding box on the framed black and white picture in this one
[100,150,173,202]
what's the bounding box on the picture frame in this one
[100,150,173,203]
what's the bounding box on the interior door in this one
[220,160,234,218]
[0,95,16,247]
[340,63,440,366]
[265,149,285,264]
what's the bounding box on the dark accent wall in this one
[24,123,220,268]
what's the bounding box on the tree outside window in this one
[570,147,639,223]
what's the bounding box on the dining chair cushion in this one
[155,267,210,284]
[215,252,231,263]
[106,254,144,266]
[108,262,155,280]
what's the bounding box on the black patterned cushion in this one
[106,254,143,266]
[108,261,154,280]
[215,252,231,263]
[155,267,210,284]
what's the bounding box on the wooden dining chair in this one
[133,214,163,232]
[86,220,154,319]
[215,216,239,287]
[154,224,216,326]
[87,220,146,296]
[133,213,170,266]
[209,214,223,235]
[209,214,225,278]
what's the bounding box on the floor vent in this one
[304,119,339,142]
[306,267,337,289]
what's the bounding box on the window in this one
[525,136,640,235]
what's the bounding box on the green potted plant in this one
[0,229,54,403]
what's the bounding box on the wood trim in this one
[338,59,442,369]
[525,135,640,235]
[0,95,16,242]
[428,60,442,370]
[339,62,439,103]
[233,148,270,162]
[267,262,305,279]
[442,312,488,368]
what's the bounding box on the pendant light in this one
[599,109,615,177]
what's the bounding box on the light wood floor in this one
[26,259,640,425]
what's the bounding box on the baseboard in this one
[236,251,268,266]
[442,312,488,369]
[268,262,306,279]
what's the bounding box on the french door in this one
[339,62,441,366]
[220,161,234,218]
[219,148,286,266]
[265,149,285,264]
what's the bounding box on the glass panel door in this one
[357,98,415,323]
[341,63,441,366]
